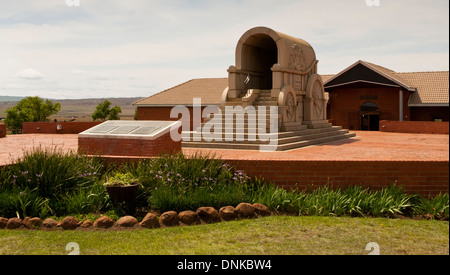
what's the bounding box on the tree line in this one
[3,96,122,134]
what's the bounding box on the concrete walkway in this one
[0,131,448,166]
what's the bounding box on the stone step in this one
[203,115,281,124]
[254,101,278,106]
[182,127,354,148]
[275,132,357,151]
[207,112,281,118]
[186,126,345,138]
[218,106,278,113]
[206,119,279,125]
[183,129,351,146]
[183,131,291,140]
[276,129,351,145]
[182,141,268,151]
[255,90,271,95]
[192,127,279,134]
[282,123,308,132]
[258,97,276,101]
[227,98,242,103]
[182,132,356,151]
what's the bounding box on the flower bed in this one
[0,148,448,222]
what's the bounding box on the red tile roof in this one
[134,61,449,107]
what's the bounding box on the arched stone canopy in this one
[228,26,318,98]
[235,27,316,72]
[224,26,330,131]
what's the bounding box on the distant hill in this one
[0,96,25,102]
[0,97,143,121]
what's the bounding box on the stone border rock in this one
[0,203,271,231]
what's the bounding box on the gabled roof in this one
[324,60,416,91]
[324,60,449,106]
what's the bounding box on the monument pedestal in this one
[303,120,332,129]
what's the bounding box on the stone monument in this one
[183,26,355,151]
[226,26,329,131]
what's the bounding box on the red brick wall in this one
[0,124,6,138]
[411,107,449,122]
[327,87,411,130]
[78,133,181,157]
[223,159,449,196]
[23,122,103,134]
[137,107,174,121]
[380,120,449,134]
[99,156,449,197]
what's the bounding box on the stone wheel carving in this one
[313,84,324,119]
[305,74,326,122]
[286,92,296,121]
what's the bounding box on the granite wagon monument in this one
[182,26,355,151]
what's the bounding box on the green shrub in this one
[364,185,416,217]
[118,152,251,211]
[55,183,111,216]
[149,183,248,212]
[0,147,108,218]
[414,193,449,220]
[244,181,419,218]
[0,185,52,219]
[3,146,105,198]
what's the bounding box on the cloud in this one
[17,68,44,80]
[0,0,448,99]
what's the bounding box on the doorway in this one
[361,114,380,131]
[360,102,380,131]
[240,34,278,90]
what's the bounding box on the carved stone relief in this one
[304,74,327,123]
[288,44,306,72]
[286,92,296,122]
[312,83,325,120]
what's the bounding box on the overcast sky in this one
[0,0,448,99]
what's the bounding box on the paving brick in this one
[0,131,448,196]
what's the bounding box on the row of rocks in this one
[0,203,271,230]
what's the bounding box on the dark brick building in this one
[324,60,449,131]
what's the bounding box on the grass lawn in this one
[0,216,448,255]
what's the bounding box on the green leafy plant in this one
[105,172,139,187]
[0,146,107,218]
[4,146,104,198]
[414,193,449,220]
[116,152,251,211]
